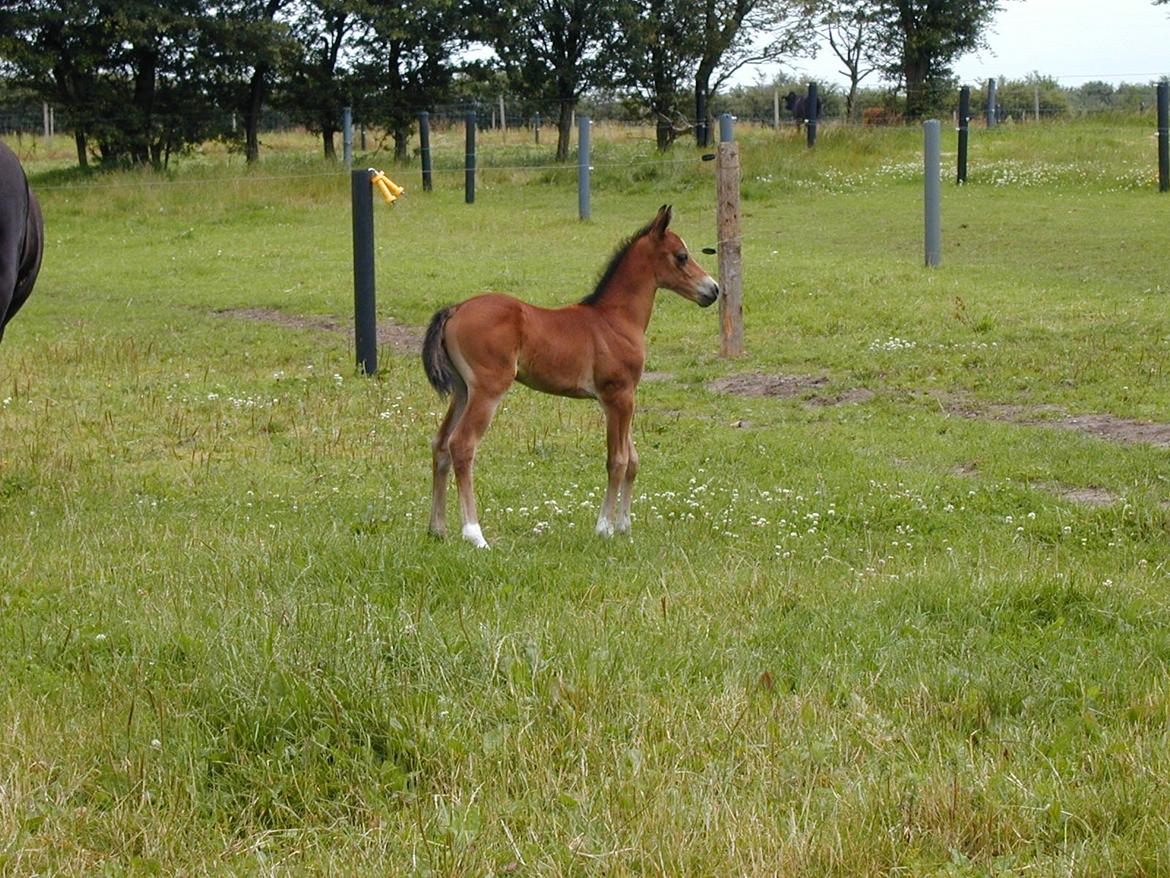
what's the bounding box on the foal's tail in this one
[422,305,456,396]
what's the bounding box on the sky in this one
[745,0,1170,90]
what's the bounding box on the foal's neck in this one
[594,280,656,333]
[589,253,658,334]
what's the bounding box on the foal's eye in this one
[676,252,689,266]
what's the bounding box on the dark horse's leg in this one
[0,143,43,343]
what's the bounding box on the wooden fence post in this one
[716,139,744,356]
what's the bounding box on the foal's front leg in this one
[597,393,634,537]
[615,434,638,534]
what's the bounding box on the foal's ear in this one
[650,204,673,239]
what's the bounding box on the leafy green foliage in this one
[873,0,1003,118]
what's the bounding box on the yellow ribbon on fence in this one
[369,169,404,204]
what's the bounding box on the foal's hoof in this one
[595,518,615,538]
[462,523,490,549]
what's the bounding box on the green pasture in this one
[1,119,1168,875]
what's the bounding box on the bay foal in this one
[422,205,718,548]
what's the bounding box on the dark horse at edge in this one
[0,141,44,343]
[783,92,824,133]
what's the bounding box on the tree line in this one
[0,0,1039,169]
[655,75,1169,128]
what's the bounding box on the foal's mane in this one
[578,218,657,306]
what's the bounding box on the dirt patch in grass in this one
[945,396,1170,449]
[1048,414,1170,448]
[952,463,1123,508]
[1041,483,1121,507]
[216,307,422,355]
[709,373,874,406]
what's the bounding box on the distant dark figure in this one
[0,142,43,343]
[784,91,824,132]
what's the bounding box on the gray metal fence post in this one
[924,120,941,268]
[578,116,591,220]
[465,111,476,204]
[351,169,377,375]
[418,111,433,192]
[957,86,970,184]
[718,113,734,143]
[343,106,353,168]
[986,79,997,128]
[1158,80,1169,193]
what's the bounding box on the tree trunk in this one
[131,45,158,167]
[245,66,267,164]
[694,62,716,147]
[903,56,927,119]
[393,127,408,161]
[323,128,336,160]
[74,130,88,169]
[656,120,673,152]
[556,99,574,162]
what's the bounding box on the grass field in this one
[2,118,1169,875]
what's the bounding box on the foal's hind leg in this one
[449,385,508,548]
[429,373,468,538]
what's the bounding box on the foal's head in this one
[643,205,719,308]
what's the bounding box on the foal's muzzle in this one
[698,279,719,308]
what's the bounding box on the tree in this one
[0,0,110,168]
[88,0,218,167]
[356,0,465,161]
[478,0,618,161]
[1,0,221,168]
[276,0,360,159]
[203,0,296,164]
[611,0,702,150]
[993,73,1067,120]
[820,3,880,121]
[872,0,1003,119]
[691,0,817,145]
[610,0,814,149]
